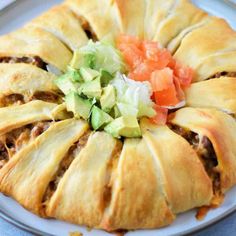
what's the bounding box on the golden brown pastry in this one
[167,16,211,54]
[185,77,236,115]
[169,107,236,194]
[144,0,175,40]
[174,17,236,81]
[0,63,59,106]
[47,132,121,228]
[101,138,175,231]
[115,0,146,39]
[153,0,208,47]
[0,100,63,135]
[0,119,89,215]
[64,0,122,40]
[0,0,234,232]
[0,26,72,72]
[141,119,213,214]
[27,5,88,51]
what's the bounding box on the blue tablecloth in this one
[1,211,236,236]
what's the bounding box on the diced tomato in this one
[150,68,174,91]
[154,86,179,106]
[173,62,193,88]
[173,76,185,101]
[119,44,144,69]
[129,62,152,81]
[116,34,194,122]
[150,105,168,125]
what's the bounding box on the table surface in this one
[1,210,236,236]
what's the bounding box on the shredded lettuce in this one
[111,73,156,118]
[71,40,126,74]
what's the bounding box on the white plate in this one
[0,0,236,235]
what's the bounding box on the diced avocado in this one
[91,106,113,130]
[65,92,92,120]
[67,67,83,82]
[78,77,102,99]
[100,69,113,86]
[54,74,78,95]
[70,50,95,69]
[100,85,116,112]
[113,105,121,118]
[104,116,141,138]
[80,67,100,82]
[117,102,138,117]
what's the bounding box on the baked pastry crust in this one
[0,119,88,215]
[153,0,208,47]
[185,77,236,114]
[0,63,58,104]
[47,132,121,228]
[101,138,175,230]
[64,0,122,39]
[141,119,213,214]
[174,17,236,81]
[0,100,61,135]
[0,26,72,71]
[27,5,88,50]
[170,108,236,193]
[0,0,235,232]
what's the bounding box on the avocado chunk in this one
[104,116,141,138]
[111,105,121,118]
[54,74,78,95]
[100,85,116,112]
[78,77,102,99]
[70,50,95,69]
[67,67,83,82]
[65,92,92,120]
[100,69,113,86]
[91,106,113,130]
[80,67,100,82]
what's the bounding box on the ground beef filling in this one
[0,56,47,70]
[76,15,98,41]
[0,121,51,169]
[30,91,62,104]
[1,94,25,107]
[209,71,236,79]
[170,126,220,191]
[42,131,91,208]
[1,91,62,107]
[170,125,224,218]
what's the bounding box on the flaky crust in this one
[0,101,60,135]
[0,63,58,102]
[144,0,176,40]
[115,0,146,39]
[153,0,207,47]
[185,77,236,114]
[141,119,213,213]
[174,17,236,81]
[64,0,122,39]
[0,119,88,215]
[170,108,236,193]
[101,138,175,231]
[0,26,72,71]
[47,132,121,228]
[27,5,88,50]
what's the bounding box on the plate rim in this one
[0,0,236,235]
[1,204,236,236]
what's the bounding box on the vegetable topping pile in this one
[55,35,193,138]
